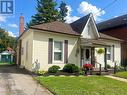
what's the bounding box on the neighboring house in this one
[17,14,122,71]
[0,47,14,63]
[97,14,127,66]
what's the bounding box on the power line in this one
[94,0,118,16]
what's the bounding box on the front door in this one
[84,48,91,64]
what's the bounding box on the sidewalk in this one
[105,75,127,83]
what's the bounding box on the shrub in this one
[116,66,125,71]
[79,70,85,75]
[36,70,47,75]
[107,64,111,69]
[48,65,60,73]
[63,64,79,73]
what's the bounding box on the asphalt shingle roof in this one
[30,21,80,36]
[70,14,90,34]
[29,14,122,41]
[97,14,127,31]
[99,33,123,41]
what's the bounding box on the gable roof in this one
[30,21,80,36]
[70,14,91,34]
[97,14,127,31]
[22,14,122,42]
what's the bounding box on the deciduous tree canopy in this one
[0,28,16,52]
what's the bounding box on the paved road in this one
[0,65,52,95]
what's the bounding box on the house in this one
[16,14,122,71]
[97,14,127,66]
[0,47,14,63]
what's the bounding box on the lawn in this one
[114,71,127,79]
[0,62,14,65]
[36,76,127,95]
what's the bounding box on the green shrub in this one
[116,66,125,71]
[48,65,60,73]
[79,70,85,75]
[107,64,111,69]
[63,64,79,73]
[37,70,47,75]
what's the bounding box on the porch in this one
[80,38,115,73]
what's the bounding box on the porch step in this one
[93,68,106,72]
[92,68,114,75]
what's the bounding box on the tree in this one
[0,28,16,53]
[27,0,68,27]
[58,1,68,22]
[27,0,59,27]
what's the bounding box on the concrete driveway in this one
[0,65,52,95]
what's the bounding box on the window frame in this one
[53,40,64,63]
[107,47,111,60]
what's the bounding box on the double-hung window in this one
[53,41,63,62]
[107,47,111,60]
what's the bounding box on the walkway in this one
[105,75,127,83]
[0,65,52,95]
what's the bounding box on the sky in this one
[0,0,127,37]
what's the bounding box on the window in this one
[53,41,63,61]
[107,47,111,60]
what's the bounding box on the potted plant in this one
[96,48,104,55]
[83,64,93,75]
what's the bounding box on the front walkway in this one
[0,65,52,95]
[105,75,127,83]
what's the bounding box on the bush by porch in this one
[35,64,115,76]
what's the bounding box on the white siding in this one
[33,30,79,71]
[81,18,99,39]
[19,30,33,71]
[95,39,121,68]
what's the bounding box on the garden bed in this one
[38,71,81,76]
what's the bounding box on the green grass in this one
[0,62,14,66]
[36,76,127,95]
[114,71,127,79]
[0,61,14,65]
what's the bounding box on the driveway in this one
[0,65,52,95]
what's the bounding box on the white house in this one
[16,14,122,71]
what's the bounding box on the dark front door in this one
[84,48,91,64]
[91,47,95,66]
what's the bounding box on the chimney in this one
[19,15,24,35]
